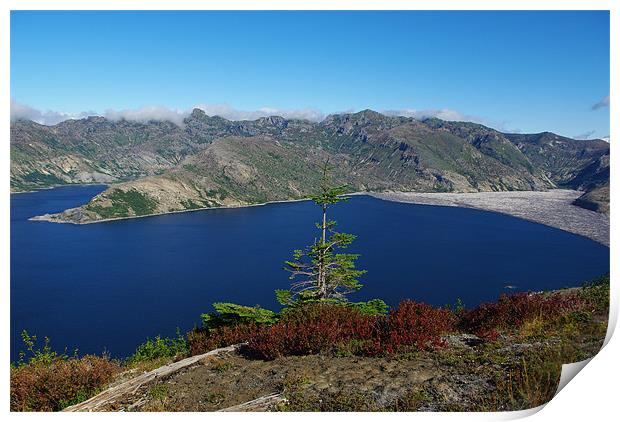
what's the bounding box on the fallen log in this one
[217,393,286,412]
[63,344,243,412]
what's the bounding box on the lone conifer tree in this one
[276,161,366,305]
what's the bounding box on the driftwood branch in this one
[217,393,285,412]
[63,344,243,412]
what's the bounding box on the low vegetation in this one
[124,330,189,370]
[458,289,589,340]
[247,300,455,359]
[187,276,608,359]
[10,332,120,412]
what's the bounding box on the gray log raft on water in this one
[369,189,609,247]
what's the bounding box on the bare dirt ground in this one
[75,350,444,411]
[369,189,609,246]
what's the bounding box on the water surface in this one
[10,185,609,360]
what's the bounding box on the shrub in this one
[247,303,378,359]
[377,300,457,354]
[10,333,120,411]
[348,299,389,316]
[201,302,278,329]
[11,355,120,411]
[126,330,189,365]
[459,291,587,339]
[187,324,261,356]
[15,331,60,367]
[188,302,279,356]
[246,301,456,360]
[189,298,391,358]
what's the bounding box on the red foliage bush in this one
[377,300,457,354]
[187,324,260,356]
[189,291,584,360]
[10,355,120,411]
[459,291,586,339]
[247,303,378,359]
[246,301,456,360]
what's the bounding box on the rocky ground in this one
[370,189,609,246]
[573,184,610,215]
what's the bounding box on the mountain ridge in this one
[10,109,610,222]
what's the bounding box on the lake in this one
[10,185,609,360]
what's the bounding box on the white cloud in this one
[193,103,326,122]
[573,130,596,140]
[103,106,188,126]
[10,100,92,125]
[384,108,531,134]
[10,100,328,126]
[592,95,610,110]
[383,108,482,123]
[11,100,492,128]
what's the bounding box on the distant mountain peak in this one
[256,115,288,127]
[190,108,207,118]
[355,109,384,118]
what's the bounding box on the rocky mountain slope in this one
[11,109,609,222]
[573,183,610,214]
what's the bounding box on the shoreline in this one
[29,196,315,225]
[369,190,609,247]
[11,182,109,195]
[28,188,609,246]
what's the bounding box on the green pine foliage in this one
[348,299,389,316]
[279,161,366,305]
[201,303,278,329]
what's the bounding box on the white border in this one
[1,2,616,421]
[0,0,616,10]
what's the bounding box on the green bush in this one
[126,330,188,365]
[201,302,278,329]
[349,299,388,316]
[15,330,63,367]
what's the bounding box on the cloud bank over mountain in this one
[10,101,94,126]
[9,100,595,138]
[383,108,480,123]
[10,100,329,126]
[11,100,487,128]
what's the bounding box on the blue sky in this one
[10,10,609,138]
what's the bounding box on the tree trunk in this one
[319,203,328,298]
[322,204,327,244]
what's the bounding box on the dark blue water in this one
[11,185,609,360]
